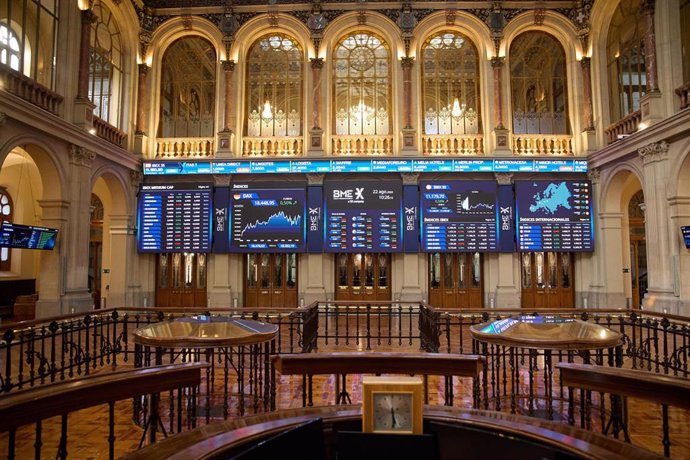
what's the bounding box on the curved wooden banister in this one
[0,362,208,433]
[556,363,690,410]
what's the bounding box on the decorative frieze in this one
[638,141,669,165]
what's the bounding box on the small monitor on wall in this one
[0,222,58,250]
[682,226,690,249]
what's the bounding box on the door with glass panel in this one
[520,252,573,308]
[244,253,298,308]
[155,253,207,308]
[428,253,483,309]
[335,253,391,301]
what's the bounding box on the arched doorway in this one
[89,194,104,308]
[628,190,647,309]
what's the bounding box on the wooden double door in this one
[156,253,207,308]
[244,253,298,309]
[428,253,483,309]
[335,253,391,301]
[520,252,574,308]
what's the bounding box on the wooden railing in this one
[242,136,303,157]
[422,134,484,155]
[676,82,690,110]
[332,135,393,155]
[155,137,214,158]
[512,134,573,155]
[0,65,62,115]
[0,362,207,460]
[558,362,690,457]
[93,116,127,148]
[605,110,642,145]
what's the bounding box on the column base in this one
[73,97,96,131]
[308,129,324,155]
[579,291,627,309]
[399,286,423,302]
[303,286,327,305]
[643,290,680,314]
[209,287,233,308]
[581,129,598,153]
[493,128,512,156]
[640,91,664,128]
[217,130,233,156]
[134,132,148,157]
[401,128,417,155]
[35,299,61,319]
[494,286,521,308]
[62,290,95,314]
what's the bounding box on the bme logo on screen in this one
[332,187,364,202]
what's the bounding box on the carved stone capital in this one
[138,63,149,76]
[129,170,143,188]
[81,9,97,25]
[580,56,591,69]
[638,141,669,165]
[222,60,235,72]
[69,145,95,167]
[139,31,152,58]
[213,174,231,187]
[491,56,505,68]
[494,172,513,185]
[310,57,324,70]
[400,172,419,185]
[400,56,415,69]
[587,167,600,184]
[306,173,324,185]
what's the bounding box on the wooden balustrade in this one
[242,136,303,157]
[604,110,642,145]
[332,135,393,155]
[93,116,127,147]
[0,65,63,115]
[676,82,690,110]
[422,134,484,155]
[558,362,690,457]
[155,137,214,158]
[512,134,573,156]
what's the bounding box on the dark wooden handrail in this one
[273,352,484,377]
[557,363,690,410]
[0,362,208,432]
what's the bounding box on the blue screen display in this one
[229,183,306,252]
[137,183,213,253]
[324,180,402,252]
[420,181,499,252]
[682,226,690,249]
[515,180,594,252]
[0,222,58,250]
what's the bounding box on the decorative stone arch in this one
[502,11,585,141]
[230,14,313,62]
[600,162,645,214]
[90,165,132,217]
[669,137,690,198]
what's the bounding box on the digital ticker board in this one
[230,183,306,252]
[420,181,499,252]
[324,180,402,252]
[137,183,213,253]
[515,180,593,252]
[0,222,58,250]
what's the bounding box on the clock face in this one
[372,393,413,432]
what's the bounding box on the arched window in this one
[245,34,303,138]
[333,32,391,136]
[158,37,216,138]
[0,189,13,271]
[680,0,690,85]
[0,23,21,71]
[510,32,569,135]
[607,0,646,121]
[89,0,123,128]
[422,31,481,135]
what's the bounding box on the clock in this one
[362,376,423,434]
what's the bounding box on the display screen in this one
[230,182,306,252]
[682,226,690,249]
[0,222,58,250]
[137,183,212,253]
[420,181,498,252]
[516,180,593,251]
[324,180,402,252]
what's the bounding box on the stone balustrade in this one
[422,134,484,156]
[0,65,63,115]
[604,110,641,145]
[93,116,127,148]
[155,137,214,158]
[242,136,303,157]
[512,134,573,156]
[331,135,393,156]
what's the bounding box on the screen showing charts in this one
[0,222,58,250]
[324,180,402,252]
[137,183,212,253]
[230,183,306,252]
[682,226,690,249]
[420,181,498,252]
[516,180,593,251]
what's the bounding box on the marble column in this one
[77,9,95,100]
[309,58,324,153]
[218,60,235,154]
[581,57,594,131]
[641,0,659,93]
[135,64,150,135]
[491,57,510,154]
[400,57,416,153]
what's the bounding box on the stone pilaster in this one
[309,58,325,154]
[134,64,150,155]
[491,57,511,155]
[218,60,235,155]
[400,56,416,154]
[34,199,69,318]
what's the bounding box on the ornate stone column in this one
[134,63,150,156]
[304,173,326,303]
[491,57,510,155]
[35,199,69,318]
[639,0,663,126]
[580,57,594,131]
[308,58,324,154]
[208,174,233,308]
[74,9,96,129]
[493,172,520,307]
[399,173,422,300]
[107,214,136,308]
[218,60,235,154]
[400,57,416,153]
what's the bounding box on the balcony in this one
[93,116,127,148]
[332,135,393,156]
[155,137,214,158]
[604,110,642,145]
[0,65,62,115]
[242,136,303,157]
[512,134,573,156]
[422,134,484,156]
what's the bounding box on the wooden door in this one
[335,253,391,301]
[630,240,647,309]
[244,254,298,308]
[521,252,573,309]
[156,253,207,308]
[428,253,484,309]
